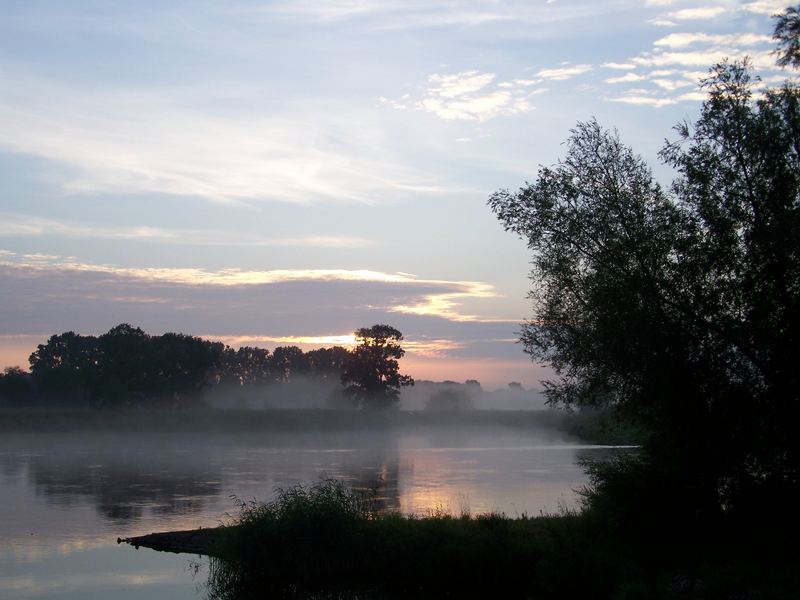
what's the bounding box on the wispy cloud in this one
[1,257,411,287]
[605,72,647,84]
[0,251,508,323]
[608,92,678,107]
[0,214,375,249]
[259,0,620,31]
[428,71,497,98]
[667,7,727,21]
[608,87,721,107]
[419,91,527,122]
[381,70,540,122]
[600,15,783,109]
[651,78,693,91]
[0,72,446,205]
[0,216,176,241]
[653,32,772,49]
[648,18,677,27]
[535,64,593,81]
[603,62,636,70]
[742,0,789,15]
[264,0,514,27]
[390,281,509,323]
[632,47,775,69]
[401,338,467,357]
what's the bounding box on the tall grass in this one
[206,480,612,599]
[206,479,800,600]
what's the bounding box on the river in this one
[0,423,618,599]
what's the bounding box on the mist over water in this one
[0,421,615,599]
[204,377,546,410]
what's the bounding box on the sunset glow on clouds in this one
[0,251,500,312]
[0,0,793,387]
[201,334,466,359]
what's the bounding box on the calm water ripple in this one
[0,426,624,600]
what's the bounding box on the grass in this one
[205,480,800,600]
[208,480,574,599]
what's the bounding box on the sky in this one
[0,0,792,389]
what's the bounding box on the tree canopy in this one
[774,4,800,69]
[490,58,800,523]
[340,325,414,409]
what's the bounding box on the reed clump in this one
[207,479,799,600]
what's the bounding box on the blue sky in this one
[0,0,791,388]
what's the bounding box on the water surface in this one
[0,425,615,599]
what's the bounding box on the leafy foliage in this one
[490,61,800,522]
[0,367,34,404]
[774,4,800,69]
[340,325,414,408]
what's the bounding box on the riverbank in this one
[124,480,799,600]
[0,407,638,444]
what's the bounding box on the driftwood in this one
[118,526,231,556]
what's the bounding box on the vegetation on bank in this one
[206,480,799,600]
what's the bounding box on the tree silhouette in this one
[219,346,273,386]
[19,325,414,410]
[271,346,309,383]
[774,4,800,69]
[490,60,800,523]
[0,367,34,404]
[425,388,472,412]
[150,333,224,401]
[307,346,350,382]
[27,325,228,406]
[29,331,101,401]
[340,325,414,409]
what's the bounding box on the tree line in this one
[0,324,413,409]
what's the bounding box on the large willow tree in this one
[490,59,800,524]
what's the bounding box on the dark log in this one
[118,526,231,556]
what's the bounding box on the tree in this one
[96,324,153,404]
[28,325,229,406]
[464,379,482,391]
[425,388,473,412]
[29,331,101,402]
[489,61,800,524]
[774,4,800,69]
[0,367,34,405]
[223,346,273,386]
[237,346,273,385]
[340,325,414,409]
[271,346,309,383]
[150,333,225,401]
[306,346,350,382]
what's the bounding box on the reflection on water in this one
[27,448,222,522]
[0,426,618,599]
